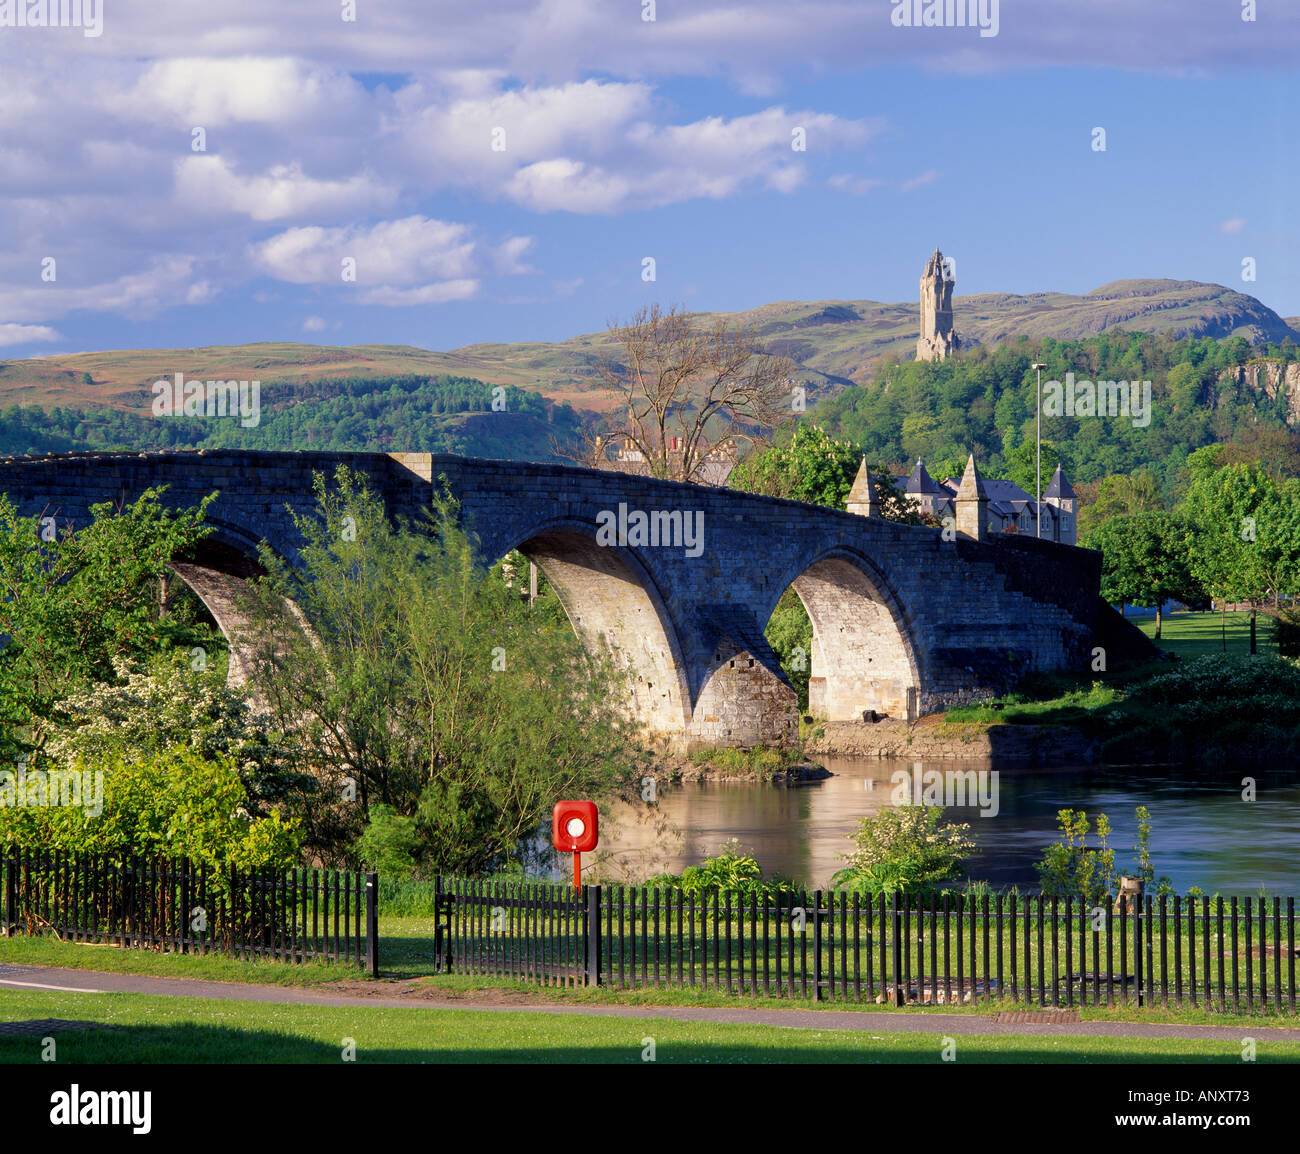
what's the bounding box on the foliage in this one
[811,332,1290,498]
[644,840,797,896]
[1035,809,1116,903]
[0,747,301,871]
[764,588,813,712]
[243,465,641,873]
[355,804,420,877]
[1000,439,1061,498]
[0,486,219,755]
[729,423,860,507]
[831,806,975,896]
[1271,607,1300,657]
[1084,511,1203,635]
[0,376,586,463]
[1178,462,1300,613]
[42,653,307,810]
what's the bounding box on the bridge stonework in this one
[0,449,1129,752]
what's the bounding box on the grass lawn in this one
[1134,610,1277,660]
[0,987,1296,1063]
[6,922,1300,1029]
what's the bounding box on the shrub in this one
[831,806,974,897]
[1035,809,1115,903]
[0,747,301,872]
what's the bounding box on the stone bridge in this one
[0,449,1142,751]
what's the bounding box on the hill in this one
[2,279,1293,422]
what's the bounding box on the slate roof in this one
[1044,465,1076,499]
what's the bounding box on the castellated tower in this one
[916,247,960,362]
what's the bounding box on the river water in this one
[592,757,1300,895]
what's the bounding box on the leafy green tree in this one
[1083,511,1201,637]
[355,805,420,876]
[998,440,1061,498]
[1035,809,1115,903]
[728,423,860,507]
[0,487,218,756]
[1078,469,1164,535]
[243,466,641,873]
[1179,463,1300,653]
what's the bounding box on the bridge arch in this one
[496,519,693,739]
[771,547,922,723]
[166,522,272,688]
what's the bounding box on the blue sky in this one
[1,0,1296,358]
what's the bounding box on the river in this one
[591,756,1300,895]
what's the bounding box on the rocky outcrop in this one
[1222,359,1300,426]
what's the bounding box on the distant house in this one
[894,459,1079,545]
[592,434,740,486]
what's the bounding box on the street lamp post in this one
[1031,363,1048,538]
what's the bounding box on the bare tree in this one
[568,304,796,483]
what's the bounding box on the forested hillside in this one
[0,374,585,462]
[809,331,1300,499]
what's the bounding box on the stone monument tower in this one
[916,247,959,362]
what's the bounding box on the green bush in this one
[0,747,301,872]
[831,806,974,897]
[1272,609,1300,658]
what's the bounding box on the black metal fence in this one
[433,880,1299,1013]
[1,851,378,975]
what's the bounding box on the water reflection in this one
[592,757,1300,894]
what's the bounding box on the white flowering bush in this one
[45,653,303,805]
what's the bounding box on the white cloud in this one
[357,281,478,306]
[116,57,367,129]
[829,173,884,196]
[250,216,477,285]
[0,256,205,323]
[901,170,939,192]
[0,324,61,347]
[174,155,393,223]
[302,315,328,332]
[1220,217,1247,236]
[492,236,536,275]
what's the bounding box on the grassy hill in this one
[3,279,1293,423]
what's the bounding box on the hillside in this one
[2,279,1293,421]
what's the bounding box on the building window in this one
[1062,515,1072,531]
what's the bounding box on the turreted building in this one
[858,458,1080,545]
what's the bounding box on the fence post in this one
[812,890,824,1002]
[433,875,445,973]
[2,854,12,937]
[364,872,379,978]
[585,885,602,988]
[891,891,903,1006]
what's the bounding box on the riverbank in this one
[805,717,1102,763]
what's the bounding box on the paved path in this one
[1,964,1297,1041]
